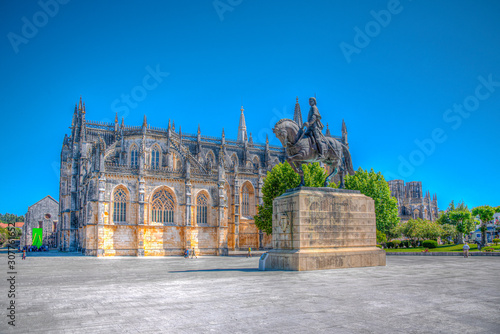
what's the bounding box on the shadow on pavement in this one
[0,248,84,257]
[169,268,260,273]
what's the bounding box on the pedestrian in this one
[478,242,482,251]
[463,242,470,258]
[184,249,189,258]
[247,247,252,258]
[191,248,197,259]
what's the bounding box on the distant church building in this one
[387,180,438,222]
[58,97,348,256]
[22,195,59,248]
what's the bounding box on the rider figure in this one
[303,97,327,159]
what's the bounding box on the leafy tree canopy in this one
[344,167,399,235]
[0,213,24,224]
[396,218,443,241]
[472,205,495,245]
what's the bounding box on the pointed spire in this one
[142,115,147,127]
[249,132,253,144]
[82,102,86,114]
[78,96,82,111]
[121,117,124,127]
[115,112,118,123]
[221,128,225,145]
[266,133,269,145]
[341,119,348,147]
[168,119,171,130]
[172,120,175,131]
[325,123,331,137]
[237,106,247,142]
[293,96,303,127]
[197,124,201,135]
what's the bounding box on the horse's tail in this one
[342,144,355,175]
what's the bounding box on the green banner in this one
[32,228,43,248]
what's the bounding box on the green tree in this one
[419,220,444,240]
[397,218,443,242]
[449,210,471,243]
[344,168,399,234]
[0,227,8,246]
[471,205,495,245]
[254,162,328,235]
[437,201,476,243]
[440,224,457,242]
[376,229,387,244]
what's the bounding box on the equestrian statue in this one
[273,97,355,188]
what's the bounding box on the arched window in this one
[113,188,127,222]
[151,146,160,169]
[197,193,208,225]
[130,146,138,167]
[151,189,174,223]
[241,183,254,217]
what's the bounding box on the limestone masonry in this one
[266,187,386,271]
[387,180,438,222]
[22,196,59,248]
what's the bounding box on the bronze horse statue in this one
[273,119,355,187]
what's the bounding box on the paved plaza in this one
[1,251,499,333]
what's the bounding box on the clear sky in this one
[1,0,499,215]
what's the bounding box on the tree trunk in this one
[481,222,487,246]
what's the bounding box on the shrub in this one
[386,241,394,249]
[392,240,401,248]
[483,247,494,252]
[493,238,500,246]
[422,240,438,249]
[376,230,387,244]
[401,240,410,248]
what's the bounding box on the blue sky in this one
[1,0,499,215]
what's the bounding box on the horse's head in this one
[273,119,300,148]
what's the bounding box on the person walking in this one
[247,247,252,258]
[191,248,197,259]
[22,249,26,260]
[463,242,470,258]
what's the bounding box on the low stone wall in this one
[386,252,500,256]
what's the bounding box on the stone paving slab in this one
[1,252,499,333]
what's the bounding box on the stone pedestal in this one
[266,187,385,271]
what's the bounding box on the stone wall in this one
[22,196,59,248]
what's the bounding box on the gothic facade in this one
[22,195,59,248]
[57,97,348,256]
[387,180,438,222]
